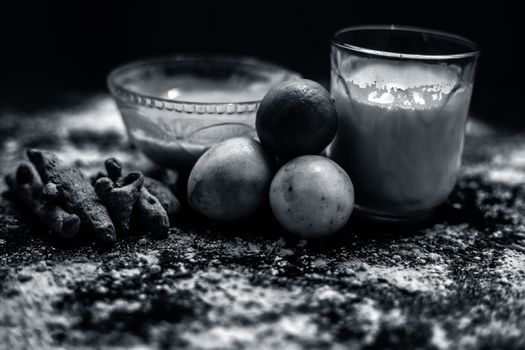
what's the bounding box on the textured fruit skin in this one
[270,155,354,238]
[256,79,337,159]
[187,137,275,221]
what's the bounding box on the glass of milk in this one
[328,26,479,223]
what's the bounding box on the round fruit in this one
[269,155,354,238]
[256,79,337,158]
[187,137,275,221]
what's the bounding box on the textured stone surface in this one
[1,96,525,349]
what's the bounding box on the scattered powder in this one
[493,147,525,168]
[2,96,525,349]
[431,323,452,350]
[339,259,454,295]
[0,262,98,349]
[183,314,320,350]
[59,96,126,137]
[368,264,453,294]
[457,319,525,350]
[486,168,525,185]
[352,298,383,345]
[465,119,493,137]
[494,249,525,292]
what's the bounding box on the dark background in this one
[0,1,520,124]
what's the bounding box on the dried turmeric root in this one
[95,172,143,236]
[5,162,81,238]
[27,149,116,243]
[98,158,172,237]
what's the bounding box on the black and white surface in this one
[0,2,524,349]
[0,95,524,349]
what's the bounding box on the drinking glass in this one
[329,25,479,222]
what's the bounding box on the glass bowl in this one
[108,55,300,172]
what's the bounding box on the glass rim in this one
[332,25,480,60]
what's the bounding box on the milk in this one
[328,59,473,218]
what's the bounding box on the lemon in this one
[187,137,275,221]
[256,79,337,158]
[270,155,354,238]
